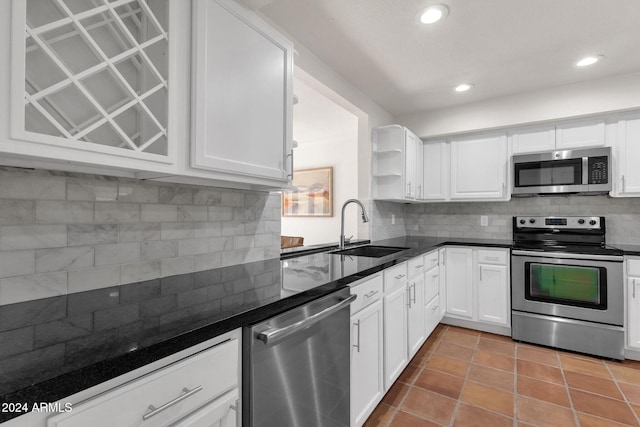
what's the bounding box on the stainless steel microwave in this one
[512,147,611,196]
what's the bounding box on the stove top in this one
[511,241,624,256]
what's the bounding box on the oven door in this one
[511,250,623,326]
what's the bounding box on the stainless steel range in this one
[511,216,625,359]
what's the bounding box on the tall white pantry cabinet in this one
[2,0,294,190]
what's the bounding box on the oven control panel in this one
[514,216,601,229]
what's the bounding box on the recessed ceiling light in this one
[576,55,603,67]
[454,83,474,92]
[418,4,449,24]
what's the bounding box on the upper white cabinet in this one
[422,140,449,201]
[612,113,640,197]
[6,0,176,174]
[449,134,509,200]
[372,125,423,201]
[190,0,293,185]
[511,117,606,155]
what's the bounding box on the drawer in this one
[423,250,439,271]
[424,265,439,303]
[627,258,640,276]
[350,274,383,314]
[384,262,408,292]
[477,249,508,265]
[47,339,239,427]
[408,256,425,279]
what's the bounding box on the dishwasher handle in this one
[257,293,357,346]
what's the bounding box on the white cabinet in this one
[423,249,443,337]
[407,257,425,357]
[372,125,423,201]
[382,263,408,389]
[422,140,449,201]
[47,336,241,427]
[5,0,178,176]
[449,134,509,200]
[511,118,606,155]
[444,246,510,330]
[350,273,384,427]
[612,113,640,197]
[190,0,293,186]
[444,247,474,319]
[626,258,640,351]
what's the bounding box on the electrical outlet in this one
[392,214,396,225]
[480,215,489,227]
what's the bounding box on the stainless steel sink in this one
[329,245,409,258]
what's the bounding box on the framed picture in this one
[282,167,333,217]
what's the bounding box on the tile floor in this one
[364,324,640,427]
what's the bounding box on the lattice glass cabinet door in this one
[12,0,169,157]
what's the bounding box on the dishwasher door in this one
[243,287,355,427]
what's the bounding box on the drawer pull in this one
[432,305,439,311]
[143,385,203,420]
[353,320,361,352]
[484,256,500,261]
[364,290,379,298]
[395,274,406,280]
[431,274,439,279]
[415,264,424,269]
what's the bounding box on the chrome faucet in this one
[339,199,369,249]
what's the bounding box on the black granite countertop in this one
[0,235,556,423]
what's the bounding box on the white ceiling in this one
[246,0,640,116]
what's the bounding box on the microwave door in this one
[513,158,588,194]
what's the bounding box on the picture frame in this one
[282,167,333,217]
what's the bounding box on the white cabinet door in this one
[407,274,425,358]
[351,300,384,427]
[191,0,293,182]
[424,264,439,304]
[422,141,449,201]
[445,247,473,319]
[510,126,556,154]
[477,264,509,326]
[613,114,640,196]
[404,129,418,199]
[383,284,408,390]
[628,277,640,350]
[450,134,508,200]
[425,295,441,338]
[438,248,447,320]
[556,118,606,149]
[415,139,425,200]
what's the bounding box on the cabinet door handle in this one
[406,287,412,307]
[230,399,240,426]
[353,320,361,352]
[633,279,637,299]
[479,268,483,282]
[432,274,439,279]
[432,304,439,311]
[411,283,417,304]
[622,175,626,192]
[143,386,203,420]
[407,182,411,196]
[502,182,506,196]
[286,151,294,179]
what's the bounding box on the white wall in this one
[281,135,358,246]
[397,72,640,138]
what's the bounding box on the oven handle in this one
[512,250,623,262]
[257,294,357,345]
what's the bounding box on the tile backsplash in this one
[405,195,640,244]
[0,167,281,305]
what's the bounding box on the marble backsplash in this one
[405,195,640,245]
[0,167,281,306]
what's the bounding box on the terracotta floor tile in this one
[560,354,611,379]
[382,381,411,408]
[417,337,441,355]
[619,383,640,405]
[453,403,513,427]
[564,370,624,400]
[363,402,395,427]
[516,343,560,367]
[411,350,433,367]
[468,364,514,392]
[614,359,640,371]
[577,412,637,427]
[447,325,480,336]
[400,387,457,425]
[517,359,565,385]
[442,330,479,348]
[633,404,640,418]
[414,368,465,399]
[570,388,638,425]
[473,348,515,372]
[516,395,577,427]
[425,354,469,378]
[389,410,441,427]
[461,381,514,416]
[398,362,422,385]
[516,375,571,407]
[478,336,516,356]
[480,331,513,343]
[610,364,640,385]
[435,341,475,362]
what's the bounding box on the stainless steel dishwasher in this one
[243,287,355,427]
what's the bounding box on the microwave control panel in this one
[588,156,608,184]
